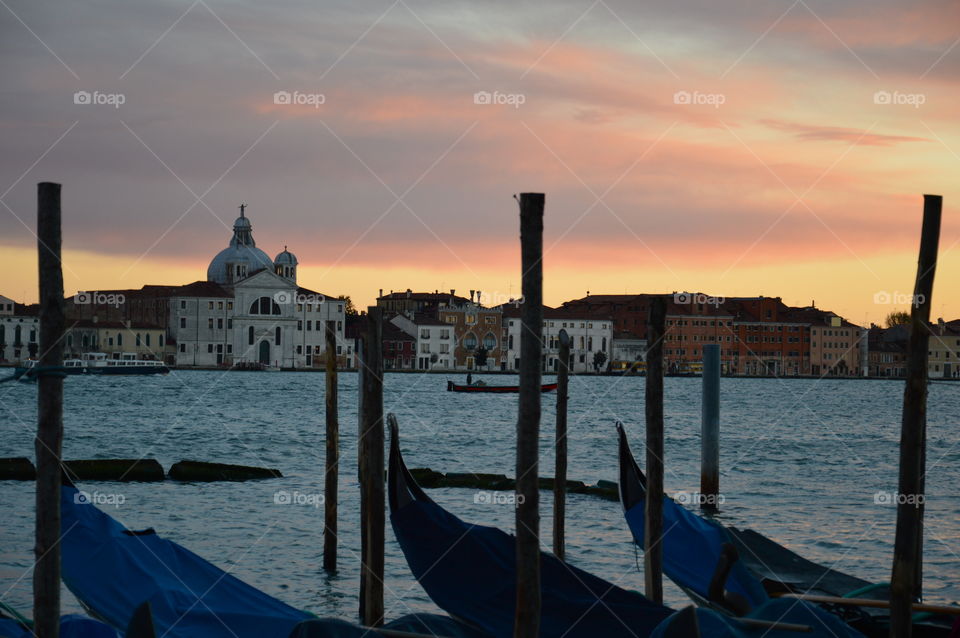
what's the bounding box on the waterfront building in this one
[64,206,348,368]
[390,312,452,370]
[611,333,647,372]
[437,303,504,370]
[0,297,38,364]
[502,303,614,373]
[929,318,960,378]
[377,289,470,315]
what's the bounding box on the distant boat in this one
[446,380,557,393]
[14,352,168,381]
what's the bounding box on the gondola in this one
[387,418,862,637]
[446,380,558,393]
[616,424,956,637]
[59,478,487,637]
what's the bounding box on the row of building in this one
[0,206,957,378]
[365,290,959,378]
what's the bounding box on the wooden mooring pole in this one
[360,308,384,627]
[323,320,339,572]
[553,329,570,561]
[35,182,65,638]
[890,194,942,637]
[644,296,666,604]
[700,343,720,511]
[515,193,544,638]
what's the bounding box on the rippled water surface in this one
[1,371,958,622]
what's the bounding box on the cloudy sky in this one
[2,0,958,323]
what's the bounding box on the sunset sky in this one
[2,0,958,325]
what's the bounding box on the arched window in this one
[464,333,477,350]
[483,333,496,350]
[159,334,164,347]
[82,335,89,348]
[248,326,255,345]
[117,332,123,346]
[67,334,72,347]
[14,325,21,345]
[0,325,5,345]
[275,327,281,345]
[29,329,36,342]
[145,333,151,347]
[136,333,142,346]
[249,296,281,315]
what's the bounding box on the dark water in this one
[1,371,958,622]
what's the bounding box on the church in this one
[63,205,348,369]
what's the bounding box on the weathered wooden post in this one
[35,182,65,638]
[553,329,570,561]
[356,327,366,619]
[890,194,942,637]
[323,320,339,572]
[515,193,544,638]
[360,308,384,627]
[700,343,720,511]
[644,296,666,603]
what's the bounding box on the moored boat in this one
[446,380,558,393]
[15,352,169,381]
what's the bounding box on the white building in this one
[503,306,614,373]
[0,295,38,364]
[390,313,453,370]
[168,208,347,368]
[64,207,349,369]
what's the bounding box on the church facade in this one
[65,207,349,368]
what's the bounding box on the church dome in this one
[207,206,273,284]
[274,247,298,266]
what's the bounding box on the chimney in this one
[938,318,945,335]
[469,290,475,303]
[379,288,383,298]
[407,289,412,299]
[450,289,455,297]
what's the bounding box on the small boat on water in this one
[14,352,169,380]
[446,380,558,393]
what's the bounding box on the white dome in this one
[207,209,273,284]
